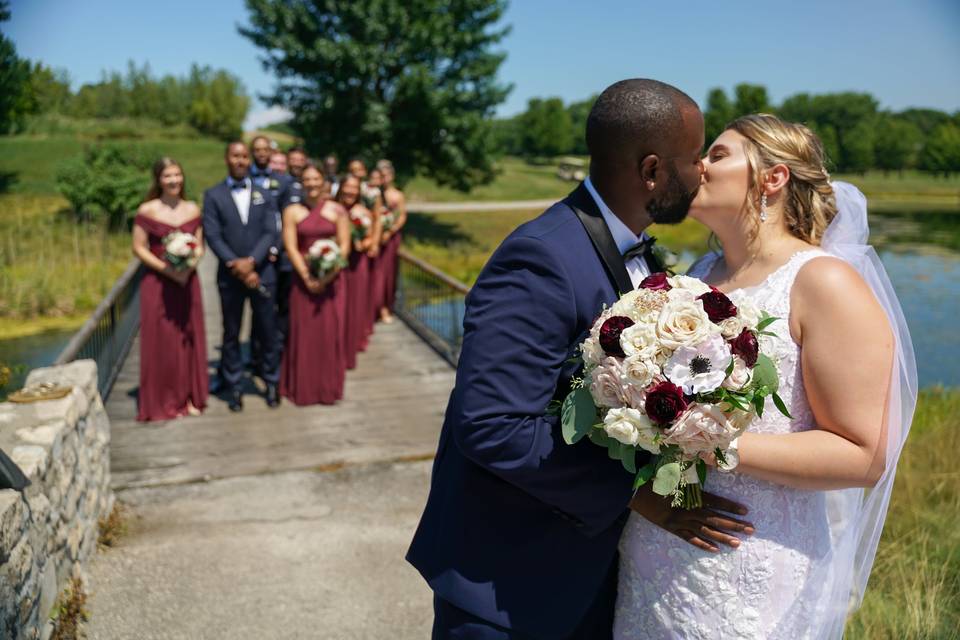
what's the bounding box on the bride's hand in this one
[628,484,754,553]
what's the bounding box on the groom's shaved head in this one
[586,79,700,170]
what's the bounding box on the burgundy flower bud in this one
[598,316,634,358]
[639,273,671,291]
[697,290,739,323]
[729,328,759,368]
[644,381,688,425]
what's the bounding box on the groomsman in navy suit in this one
[203,141,281,412]
[249,136,300,361]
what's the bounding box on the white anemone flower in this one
[664,334,733,395]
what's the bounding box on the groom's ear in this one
[639,154,660,192]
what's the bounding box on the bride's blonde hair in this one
[727,114,838,245]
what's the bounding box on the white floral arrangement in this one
[381,210,396,232]
[161,231,201,271]
[562,272,790,508]
[306,238,347,278]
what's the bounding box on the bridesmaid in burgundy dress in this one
[376,160,407,323]
[279,165,351,406]
[132,157,208,421]
[337,174,381,368]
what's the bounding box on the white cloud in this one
[243,106,294,132]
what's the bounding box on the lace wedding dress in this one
[614,249,838,640]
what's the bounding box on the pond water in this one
[1,209,957,394]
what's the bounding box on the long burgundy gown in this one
[135,214,208,422]
[280,205,346,405]
[383,230,402,311]
[344,234,371,370]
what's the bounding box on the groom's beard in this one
[648,167,699,225]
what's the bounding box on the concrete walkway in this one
[84,253,454,638]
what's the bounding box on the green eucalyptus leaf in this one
[750,354,779,394]
[607,439,622,460]
[621,446,637,474]
[561,387,597,445]
[652,462,682,496]
[757,316,780,331]
[588,427,610,448]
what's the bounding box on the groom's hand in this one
[629,485,754,553]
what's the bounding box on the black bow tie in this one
[622,236,656,262]
[230,179,248,190]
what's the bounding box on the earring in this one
[760,193,768,223]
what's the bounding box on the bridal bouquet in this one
[306,239,347,278]
[349,208,372,242]
[561,273,791,508]
[162,231,201,271]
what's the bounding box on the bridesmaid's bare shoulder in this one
[136,199,160,219]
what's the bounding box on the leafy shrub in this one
[55,142,159,228]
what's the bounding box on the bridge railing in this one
[55,258,143,399]
[395,249,470,366]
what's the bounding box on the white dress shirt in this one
[229,177,252,226]
[583,177,651,287]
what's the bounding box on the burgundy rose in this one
[697,290,738,323]
[639,272,671,291]
[599,316,634,358]
[729,328,759,368]
[644,381,688,425]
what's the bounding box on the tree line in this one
[1,4,249,141]
[497,84,960,177]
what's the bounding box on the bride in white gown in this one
[616,114,917,639]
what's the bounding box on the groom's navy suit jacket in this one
[407,183,656,639]
[202,179,279,286]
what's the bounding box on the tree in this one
[919,123,960,178]
[733,83,770,117]
[703,88,734,143]
[840,119,876,175]
[240,0,511,191]
[0,1,30,133]
[874,115,922,176]
[185,65,249,141]
[520,97,573,158]
[566,94,597,155]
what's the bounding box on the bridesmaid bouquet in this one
[162,231,201,271]
[349,208,372,242]
[306,239,347,278]
[560,273,791,508]
[381,210,396,232]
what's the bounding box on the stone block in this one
[25,360,97,406]
[5,538,34,592]
[36,558,57,623]
[15,421,67,462]
[0,490,26,563]
[10,446,48,482]
[24,494,50,529]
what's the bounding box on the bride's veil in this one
[776,181,918,638]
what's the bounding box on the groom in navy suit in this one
[203,141,281,412]
[408,80,752,639]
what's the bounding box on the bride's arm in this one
[733,257,894,490]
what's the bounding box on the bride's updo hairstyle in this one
[727,114,838,245]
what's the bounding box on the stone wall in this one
[0,360,113,640]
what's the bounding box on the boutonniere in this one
[652,243,680,275]
[252,191,265,206]
[269,178,279,190]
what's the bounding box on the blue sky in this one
[6,0,959,129]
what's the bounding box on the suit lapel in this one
[565,183,634,295]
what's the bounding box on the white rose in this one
[722,356,753,391]
[610,289,643,318]
[581,309,613,368]
[717,315,746,339]
[603,407,661,454]
[662,403,739,456]
[667,274,712,296]
[622,353,659,390]
[589,357,627,408]
[655,299,717,350]
[619,321,663,363]
[730,294,762,330]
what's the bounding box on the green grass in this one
[0,194,132,323]
[846,387,960,639]
[405,157,573,203]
